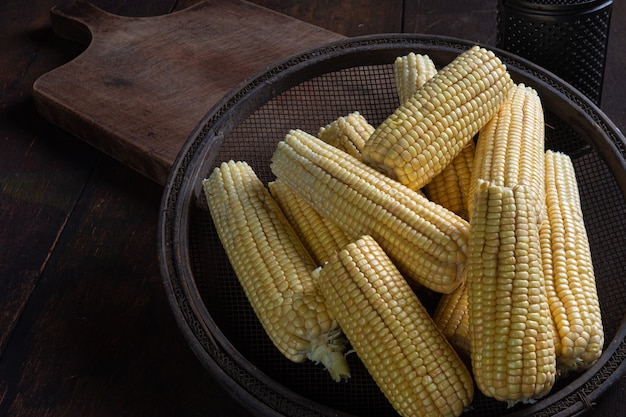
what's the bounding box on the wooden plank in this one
[403,0,497,45]
[0,0,182,356]
[250,0,404,35]
[0,124,97,355]
[0,156,255,417]
[32,0,344,185]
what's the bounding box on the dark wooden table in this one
[1,1,625,416]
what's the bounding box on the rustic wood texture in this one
[32,0,344,185]
[1,0,625,416]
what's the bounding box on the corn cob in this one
[393,52,438,105]
[270,129,469,293]
[203,161,350,382]
[540,150,603,373]
[425,140,475,219]
[468,179,556,405]
[313,235,474,417]
[469,83,546,217]
[432,279,471,359]
[362,45,514,191]
[317,111,375,160]
[268,178,355,266]
[542,236,564,367]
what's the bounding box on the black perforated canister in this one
[497,0,613,105]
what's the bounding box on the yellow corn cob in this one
[540,221,564,365]
[271,129,469,293]
[468,179,556,406]
[432,279,471,359]
[317,111,375,160]
[393,52,438,104]
[268,178,355,266]
[362,45,514,191]
[469,83,546,217]
[313,235,474,417]
[540,150,603,373]
[203,161,350,382]
[425,140,475,219]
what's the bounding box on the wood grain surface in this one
[32,0,344,185]
[1,0,625,416]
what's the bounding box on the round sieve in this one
[159,34,626,417]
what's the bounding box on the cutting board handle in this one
[50,1,114,46]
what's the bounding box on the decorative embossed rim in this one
[159,34,626,417]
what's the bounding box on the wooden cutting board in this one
[33,0,344,185]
